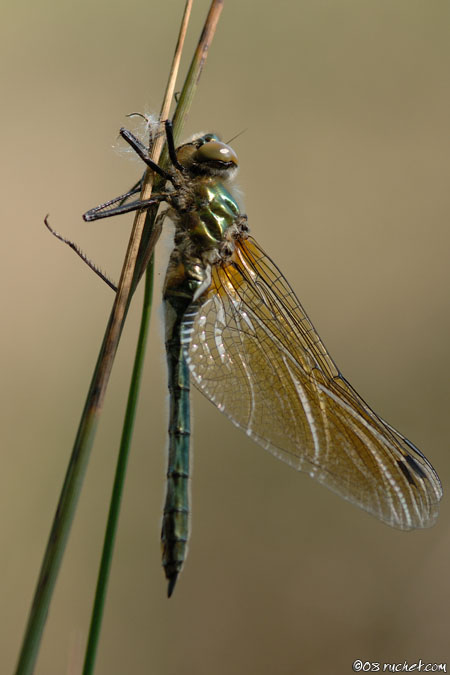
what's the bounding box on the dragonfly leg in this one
[83,193,168,222]
[164,120,185,172]
[119,128,176,184]
[44,216,117,291]
[116,180,143,206]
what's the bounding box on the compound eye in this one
[195,140,238,166]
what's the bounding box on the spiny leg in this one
[83,193,168,222]
[164,120,185,173]
[120,118,185,177]
[119,128,176,184]
[80,182,142,222]
[46,206,170,290]
[44,216,117,291]
[50,120,178,286]
[117,178,143,205]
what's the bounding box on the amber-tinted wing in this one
[180,236,442,529]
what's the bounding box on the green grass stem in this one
[82,259,155,675]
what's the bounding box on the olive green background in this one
[2,1,449,673]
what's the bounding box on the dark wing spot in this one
[397,459,416,487]
[405,454,427,481]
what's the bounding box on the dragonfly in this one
[76,118,442,597]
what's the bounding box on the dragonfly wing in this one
[181,237,442,530]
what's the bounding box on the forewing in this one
[181,237,442,529]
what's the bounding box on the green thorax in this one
[185,179,240,249]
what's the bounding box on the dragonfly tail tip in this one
[167,574,178,598]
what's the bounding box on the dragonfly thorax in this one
[164,134,245,266]
[163,135,248,306]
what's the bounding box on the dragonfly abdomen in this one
[162,289,194,597]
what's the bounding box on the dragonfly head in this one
[176,133,238,180]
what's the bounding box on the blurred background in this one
[2,1,449,673]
